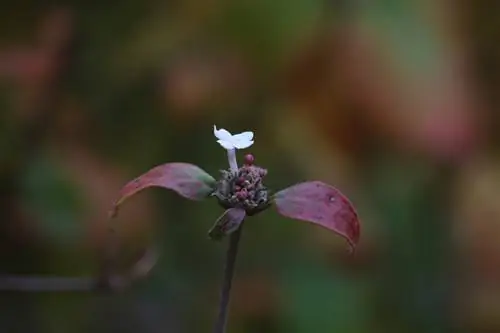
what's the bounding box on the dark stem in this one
[213,225,243,333]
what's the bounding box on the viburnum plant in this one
[110,126,360,333]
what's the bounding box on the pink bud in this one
[244,154,255,165]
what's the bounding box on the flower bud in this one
[244,154,255,165]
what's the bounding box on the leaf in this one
[110,163,216,218]
[273,181,360,251]
[208,208,246,240]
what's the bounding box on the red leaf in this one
[110,163,216,218]
[208,208,246,240]
[273,181,360,251]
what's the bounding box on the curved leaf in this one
[273,181,360,251]
[110,163,216,218]
[208,208,246,240]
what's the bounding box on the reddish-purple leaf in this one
[110,163,216,218]
[208,208,246,240]
[273,181,360,251]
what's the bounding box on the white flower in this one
[213,125,254,172]
[213,125,254,150]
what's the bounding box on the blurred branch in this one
[0,246,158,292]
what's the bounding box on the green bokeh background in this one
[1,1,499,332]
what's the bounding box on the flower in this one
[213,125,254,172]
[110,123,360,331]
[244,153,255,165]
[111,126,360,249]
[213,125,254,150]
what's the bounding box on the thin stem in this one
[226,149,238,172]
[213,225,243,333]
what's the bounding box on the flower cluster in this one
[109,124,361,333]
[110,125,360,250]
[213,155,270,216]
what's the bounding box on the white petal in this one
[217,139,235,150]
[231,131,254,142]
[233,140,254,149]
[213,125,232,141]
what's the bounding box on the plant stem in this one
[213,225,243,333]
[226,148,238,172]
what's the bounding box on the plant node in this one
[213,164,270,216]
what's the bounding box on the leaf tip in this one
[208,229,224,241]
[208,208,246,241]
[108,205,119,219]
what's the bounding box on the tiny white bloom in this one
[213,125,254,150]
[213,125,254,172]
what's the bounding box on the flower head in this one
[213,125,254,150]
[213,164,270,216]
[109,124,361,333]
[244,154,255,165]
[111,126,360,250]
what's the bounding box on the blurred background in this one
[0,0,499,332]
